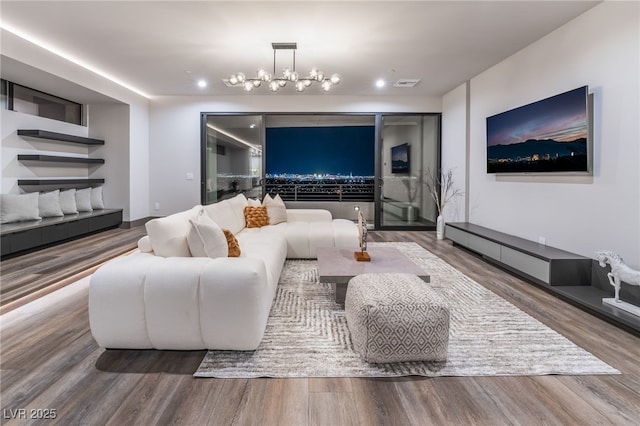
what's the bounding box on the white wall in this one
[441,82,468,223]
[1,110,90,194]
[127,102,150,221]
[451,2,639,267]
[1,29,151,222]
[149,95,441,216]
[87,104,130,219]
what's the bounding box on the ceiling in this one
[0,1,600,99]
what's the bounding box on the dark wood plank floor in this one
[1,229,639,425]
[0,226,147,310]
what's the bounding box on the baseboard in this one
[121,217,152,229]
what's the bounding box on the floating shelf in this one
[18,155,105,164]
[17,179,105,186]
[17,129,105,145]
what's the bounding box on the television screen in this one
[486,86,589,174]
[391,143,410,174]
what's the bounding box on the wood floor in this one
[0,226,147,310]
[1,228,639,425]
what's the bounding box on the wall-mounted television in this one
[486,86,591,174]
[391,143,410,174]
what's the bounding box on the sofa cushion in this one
[244,206,270,228]
[203,193,247,235]
[203,199,235,231]
[235,230,287,294]
[59,189,78,214]
[222,229,241,257]
[187,209,228,258]
[145,205,201,257]
[137,236,153,253]
[286,209,332,222]
[0,193,41,224]
[227,193,249,231]
[38,190,64,218]
[263,193,287,225]
[75,187,93,212]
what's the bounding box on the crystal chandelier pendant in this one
[226,42,340,93]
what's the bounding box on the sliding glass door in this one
[201,114,263,204]
[201,112,441,230]
[376,114,441,229]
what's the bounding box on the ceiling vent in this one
[393,79,420,88]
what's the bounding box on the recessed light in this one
[197,79,207,88]
[375,79,386,88]
[249,124,256,129]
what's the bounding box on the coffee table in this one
[317,247,430,304]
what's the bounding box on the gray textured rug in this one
[194,242,619,378]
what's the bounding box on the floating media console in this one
[446,222,591,286]
[446,222,640,333]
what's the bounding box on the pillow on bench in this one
[59,189,78,215]
[76,188,93,212]
[38,190,64,218]
[1,193,41,224]
[91,186,105,209]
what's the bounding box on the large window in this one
[201,113,441,230]
[265,120,375,202]
[1,79,83,125]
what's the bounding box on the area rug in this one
[194,242,619,378]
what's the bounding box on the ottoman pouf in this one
[345,273,449,363]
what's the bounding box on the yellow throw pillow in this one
[244,206,270,228]
[222,228,241,257]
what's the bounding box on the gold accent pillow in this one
[222,228,241,257]
[244,206,270,228]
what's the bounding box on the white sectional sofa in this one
[89,194,359,351]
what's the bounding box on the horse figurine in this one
[596,250,640,302]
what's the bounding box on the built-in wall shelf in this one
[446,222,640,334]
[17,129,105,145]
[16,130,107,188]
[17,155,105,165]
[17,178,105,186]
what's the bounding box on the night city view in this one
[266,126,375,200]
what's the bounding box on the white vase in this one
[436,215,445,240]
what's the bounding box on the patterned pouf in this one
[345,273,450,363]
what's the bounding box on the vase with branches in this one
[424,168,463,239]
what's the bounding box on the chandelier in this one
[227,42,341,92]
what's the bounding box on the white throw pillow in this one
[263,193,287,225]
[227,193,249,231]
[59,189,78,214]
[91,186,105,209]
[247,198,262,207]
[187,209,228,258]
[145,205,201,257]
[0,193,41,224]
[75,188,93,212]
[203,199,239,233]
[38,190,64,218]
